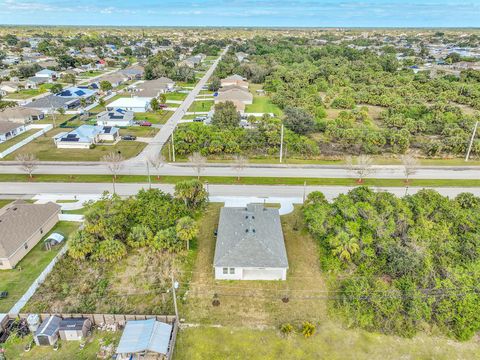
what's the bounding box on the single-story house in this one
[24,94,77,111]
[96,72,129,88]
[116,319,173,359]
[213,204,289,281]
[0,107,44,124]
[0,121,27,143]
[34,315,62,346]
[0,200,60,270]
[54,125,119,149]
[96,108,134,127]
[132,77,175,97]
[106,97,151,113]
[215,86,253,112]
[34,69,58,81]
[59,318,92,341]
[120,65,144,80]
[221,74,249,89]
[0,81,24,95]
[26,76,49,87]
[180,55,204,68]
[57,86,97,100]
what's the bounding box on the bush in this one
[280,323,294,336]
[301,322,316,338]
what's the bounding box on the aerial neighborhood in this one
[0,17,479,360]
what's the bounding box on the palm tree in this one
[175,216,198,250]
[331,231,360,262]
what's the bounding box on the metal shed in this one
[59,318,92,341]
[34,315,61,346]
[116,319,172,359]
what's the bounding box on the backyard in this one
[2,329,120,360]
[0,221,79,313]
[180,204,328,326]
[245,84,283,116]
[3,128,147,161]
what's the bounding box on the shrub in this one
[301,322,316,338]
[280,323,294,336]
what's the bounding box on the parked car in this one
[122,135,137,141]
[193,116,206,122]
[159,104,168,109]
[138,121,152,127]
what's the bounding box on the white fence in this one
[0,124,53,159]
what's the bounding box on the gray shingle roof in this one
[213,204,288,268]
[0,200,60,259]
[0,121,23,134]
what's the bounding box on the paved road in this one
[133,49,227,162]
[0,161,479,180]
[2,182,480,200]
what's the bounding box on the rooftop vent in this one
[245,229,249,233]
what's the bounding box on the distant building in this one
[213,204,289,280]
[0,200,61,269]
[120,65,144,80]
[54,125,119,149]
[220,74,249,88]
[106,97,151,113]
[0,107,44,124]
[96,109,134,127]
[34,69,58,82]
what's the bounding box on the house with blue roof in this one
[54,125,119,149]
[57,86,97,100]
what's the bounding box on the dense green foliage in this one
[303,187,480,340]
[228,38,480,157]
[68,186,207,261]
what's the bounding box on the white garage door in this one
[242,268,284,280]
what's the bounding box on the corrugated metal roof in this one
[116,319,172,355]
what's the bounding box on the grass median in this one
[1,174,480,187]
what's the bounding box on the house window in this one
[229,268,235,274]
[223,267,228,274]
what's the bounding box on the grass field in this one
[5,89,46,99]
[134,111,172,124]
[245,84,282,116]
[0,199,12,208]
[181,205,327,326]
[165,92,188,101]
[2,173,480,188]
[2,128,147,161]
[0,130,39,152]
[174,325,480,360]
[119,126,159,137]
[2,330,120,360]
[0,221,79,313]
[188,100,214,112]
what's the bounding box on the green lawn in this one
[0,130,39,152]
[0,199,12,208]
[3,128,147,161]
[0,221,79,313]
[174,325,480,360]
[165,92,188,101]
[245,84,282,115]
[78,70,104,78]
[188,100,213,113]
[134,111,172,124]
[5,89,46,99]
[2,330,120,360]
[119,126,159,137]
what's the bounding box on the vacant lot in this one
[166,92,188,101]
[188,100,213,113]
[174,325,480,360]
[0,221,79,313]
[3,128,147,161]
[134,111,172,124]
[181,205,327,326]
[3,329,119,360]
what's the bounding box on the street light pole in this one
[172,129,176,162]
[279,124,284,163]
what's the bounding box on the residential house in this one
[213,204,289,281]
[215,85,253,113]
[96,109,134,127]
[106,97,151,113]
[116,319,173,359]
[0,121,27,143]
[54,125,119,149]
[0,107,44,124]
[180,54,204,68]
[120,65,145,80]
[26,76,49,87]
[24,94,77,112]
[0,200,61,270]
[132,77,175,97]
[0,81,23,95]
[95,72,129,88]
[34,69,58,82]
[235,52,249,62]
[59,318,92,341]
[37,60,59,70]
[220,74,249,88]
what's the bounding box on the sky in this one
[0,0,479,27]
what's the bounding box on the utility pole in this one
[279,124,284,163]
[171,273,179,323]
[172,130,176,162]
[465,121,479,162]
[146,160,151,189]
[303,181,307,203]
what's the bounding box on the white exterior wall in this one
[56,142,91,149]
[215,267,287,281]
[97,120,133,127]
[106,106,147,113]
[0,125,26,143]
